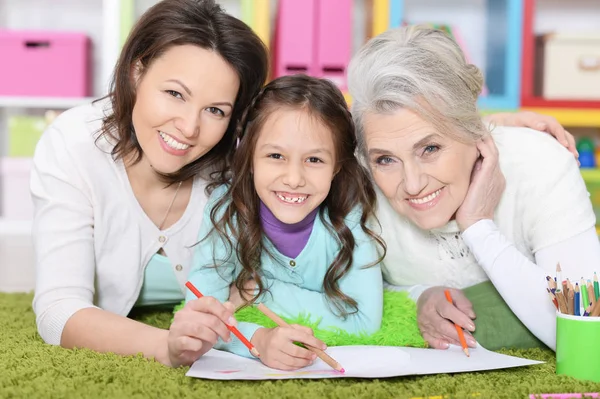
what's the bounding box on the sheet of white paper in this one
[186,344,543,380]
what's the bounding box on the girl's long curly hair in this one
[210,74,386,317]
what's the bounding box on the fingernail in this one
[228,316,237,327]
[311,353,317,360]
[537,123,546,129]
[441,342,449,349]
[322,344,327,350]
[226,336,232,343]
[467,323,476,331]
[467,337,477,346]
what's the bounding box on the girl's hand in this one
[251,325,326,370]
[484,111,578,161]
[166,297,236,367]
[455,135,506,231]
[417,287,477,349]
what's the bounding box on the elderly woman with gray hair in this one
[347,25,600,351]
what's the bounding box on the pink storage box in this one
[315,0,352,90]
[0,30,91,97]
[0,158,34,221]
[273,0,318,78]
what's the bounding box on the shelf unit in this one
[0,96,98,109]
[0,0,128,236]
[394,0,524,111]
[1,0,599,237]
[520,0,600,124]
[520,108,600,128]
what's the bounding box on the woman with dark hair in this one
[31,0,268,367]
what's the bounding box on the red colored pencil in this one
[547,288,559,310]
[185,281,260,357]
[444,289,470,357]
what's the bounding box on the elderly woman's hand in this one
[484,111,578,161]
[455,135,506,231]
[417,286,477,349]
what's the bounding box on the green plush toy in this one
[175,290,427,348]
[174,282,548,350]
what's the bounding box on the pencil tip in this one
[250,348,260,358]
[463,348,470,357]
[556,262,562,272]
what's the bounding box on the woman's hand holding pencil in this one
[167,292,238,368]
[444,290,471,357]
[416,287,477,351]
[183,281,260,360]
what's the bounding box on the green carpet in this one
[2,293,600,399]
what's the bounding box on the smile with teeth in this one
[408,188,442,205]
[159,131,190,150]
[276,192,308,204]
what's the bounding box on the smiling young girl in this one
[186,74,386,371]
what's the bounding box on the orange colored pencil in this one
[185,281,260,357]
[256,303,344,372]
[444,289,470,357]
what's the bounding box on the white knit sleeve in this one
[463,220,600,351]
[383,282,431,302]
[31,125,98,345]
[521,133,595,252]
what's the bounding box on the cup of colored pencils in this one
[547,264,600,383]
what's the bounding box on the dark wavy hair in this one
[97,0,268,185]
[210,74,386,318]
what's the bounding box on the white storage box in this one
[543,33,600,100]
[0,157,34,220]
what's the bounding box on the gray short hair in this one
[348,25,487,161]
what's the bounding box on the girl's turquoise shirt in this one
[186,185,384,357]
